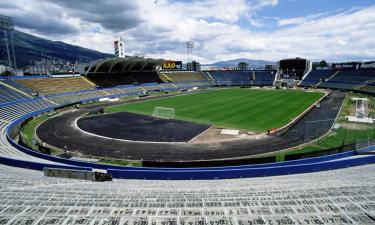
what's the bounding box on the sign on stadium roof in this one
[332,61,375,70]
[161,61,182,70]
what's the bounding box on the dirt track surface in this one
[36,91,346,161]
[77,112,210,142]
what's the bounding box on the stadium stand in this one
[319,70,375,89]
[299,69,335,86]
[88,72,163,88]
[87,75,134,88]
[14,77,96,96]
[360,80,375,92]
[0,81,31,104]
[160,71,207,82]
[0,163,375,223]
[208,71,250,85]
[249,70,277,85]
[46,89,110,105]
[0,79,372,180]
[2,58,375,221]
[0,99,64,165]
[1,78,35,94]
[132,72,164,84]
[208,70,276,86]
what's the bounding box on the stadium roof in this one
[85,57,164,75]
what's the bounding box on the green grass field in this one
[106,88,324,132]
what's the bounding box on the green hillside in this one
[7,30,113,67]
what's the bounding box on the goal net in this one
[152,107,175,119]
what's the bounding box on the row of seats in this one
[10,74,210,100]
[87,75,134,88]
[299,70,335,86]
[87,72,164,88]
[300,70,375,90]
[14,77,96,96]
[0,99,62,164]
[207,70,276,86]
[0,163,374,222]
[319,70,375,89]
[1,78,35,94]
[0,82,31,104]
[6,70,277,98]
[160,72,207,82]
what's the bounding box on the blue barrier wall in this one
[108,155,375,180]
[0,156,92,171]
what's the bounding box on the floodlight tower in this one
[186,40,194,63]
[0,15,17,73]
[114,35,125,59]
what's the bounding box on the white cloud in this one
[277,13,324,26]
[2,0,375,63]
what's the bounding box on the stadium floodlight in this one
[152,107,175,119]
[186,40,194,63]
[0,15,17,72]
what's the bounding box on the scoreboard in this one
[162,61,182,70]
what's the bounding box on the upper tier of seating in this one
[88,72,164,88]
[319,70,375,90]
[208,70,276,86]
[0,82,31,105]
[159,72,207,82]
[15,77,96,96]
[299,70,335,86]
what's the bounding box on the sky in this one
[2,0,375,63]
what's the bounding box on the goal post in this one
[152,107,175,119]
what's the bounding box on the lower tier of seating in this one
[0,163,374,223]
[160,72,207,82]
[319,70,375,90]
[208,70,276,86]
[299,70,335,86]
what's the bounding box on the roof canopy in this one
[85,57,164,75]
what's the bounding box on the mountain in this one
[9,30,114,68]
[208,58,275,68]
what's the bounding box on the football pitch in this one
[106,88,324,132]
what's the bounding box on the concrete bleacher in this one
[319,70,375,90]
[15,77,96,96]
[88,72,163,88]
[87,75,134,88]
[249,70,276,85]
[1,78,35,94]
[0,79,372,179]
[299,70,335,86]
[160,71,207,82]
[208,71,250,85]
[0,163,374,223]
[0,82,31,104]
[0,76,375,221]
[208,70,276,86]
[0,99,65,165]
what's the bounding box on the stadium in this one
[1,2,375,224]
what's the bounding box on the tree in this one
[319,60,328,67]
[238,62,249,70]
